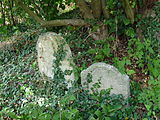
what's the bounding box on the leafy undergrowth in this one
[0,4,160,120]
[64,26,160,119]
[0,29,159,120]
[0,33,135,119]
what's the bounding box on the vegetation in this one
[0,0,160,119]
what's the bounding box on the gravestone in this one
[81,62,130,98]
[36,32,74,88]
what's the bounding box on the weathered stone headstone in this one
[36,32,74,88]
[81,62,130,98]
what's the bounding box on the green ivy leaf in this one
[32,61,37,69]
[143,118,148,120]
[123,17,130,25]
[89,116,96,120]
[87,49,97,54]
[105,117,111,120]
[95,110,102,118]
[125,27,135,38]
[145,104,151,111]
[95,54,104,61]
[127,70,136,75]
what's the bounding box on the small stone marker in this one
[36,32,74,88]
[81,62,130,98]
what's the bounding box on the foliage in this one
[113,57,133,75]
[87,39,111,61]
[0,1,160,120]
[138,76,160,118]
[126,3,160,118]
[127,4,160,77]
[137,2,160,55]
[0,28,43,116]
[0,28,136,120]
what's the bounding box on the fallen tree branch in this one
[16,0,89,27]
[41,19,89,27]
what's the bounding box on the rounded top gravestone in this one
[36,32,75,88]
[81,62,130,98]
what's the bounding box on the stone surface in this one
[81,62,130,98]
[36,32,74,88]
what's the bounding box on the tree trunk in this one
[101,0,109,19]
[91,0,102,18]
[75,0,94,19]
[122,0,135,24]
[0,1,6,26]
[9,0,16,25]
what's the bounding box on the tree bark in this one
[41,19,88,27]
[0,1,6,26]
[122,0,134,24]
[101,0,109,19]
[75,0,94,19]
[91,0,102,18]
